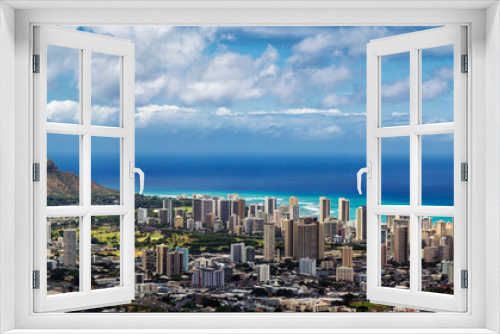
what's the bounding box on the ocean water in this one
[48,152,454,220]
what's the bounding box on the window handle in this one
[129,162,145,195]
[357,162,371,195]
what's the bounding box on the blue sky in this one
[46,26,454,157]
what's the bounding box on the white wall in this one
[0,2,16,333]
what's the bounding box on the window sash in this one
[366,26,468,312]
[33,26,136,313]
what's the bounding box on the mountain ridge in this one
[47,158,119,200]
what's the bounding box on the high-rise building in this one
[264,223,276,262]
[212,196,219,217]
[381,243,388,267]
[442,260,454,284]
[265,197,277,214]
[187,218,194,230]
[257,264,270,282]
[229,214,240,232]
[444,222,454,237]
[289,196,299,208]
[47,221,52,243]
[205,213,215,231]
[175,208,184,218]
[175,247,189,271]
[386,215,396,230]
[142,249,157,274]
[163,198,175,227]
[248,204,258,217]
[424,246,438,262]
[63,229,77,269]
[192,198,202,223]
[158,208,169,227]
[422,217,433,230]
[336,266,354,282]
[338,198,350,222]
[284,219,294,257]
[157,247,184,276]
[192,268,225,288]
[237,199,246,220]
[174,215,184,229]
[228,193,239,201]
[213,220,223,232]
[289,218,325,260]
[319,197,330,223]
[323,217,338,237]
[381,223,388,244]
[355,206,367,241]
[156,244,168,274]
[289,205,299,221]
[393,222,409,264]
[341,246,353,268]
[201,199,214,223]
[245,246,256,263]
[219,199,231,224]
[230,243,245,263]
[299,258,317,275]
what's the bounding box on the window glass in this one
[47,217,80,294]
[421,134,454,206]
[47,45,80,124]
[47,134,80,206]
[91,137,121,205]
[91,215,121,290]
[421,216,454,294]
[381,137,410,205]
[381,215,410,290]
[91,52,121,127]
[381,52,410,127]
[421,45,454,124]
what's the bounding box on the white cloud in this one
[135,104,197,127]
[382,66,453,103]
[91,105,120,126]
[133,103,364,141]
[392,112,408,118]
[292,27,390,57]
[215,107,235,116]
[321,93,352,108]
[47,100,79,123]
[382,77,410,101]
[248,108,342,116]
[47,100,120,126]
[293,125,343,140]
[422,78,448,100]
[91,52,121,105]
[173,48,279,105]
[308,66,351,88]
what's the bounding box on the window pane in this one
[421,45,454,124]
[91,137,120,205]
[47,134,80,206]
[47,217,80,295]
[47,45,80,124]
[91,52,121,127]
[381,137,410,205]
[421,216,454,294]
[91,215,121,290]
[381,215,410,289]
[421,134,454,206]
[381,52,410,127]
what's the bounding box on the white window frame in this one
[0,1,499,333]
[33,26,136,312]
[366,26,467,312]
